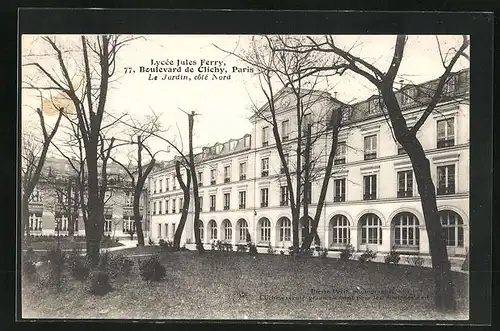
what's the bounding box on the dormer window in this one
[402,87,416,105]
[443,76,456,95]
[367,98,382,114]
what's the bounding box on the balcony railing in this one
[364,153,377,161]
[261,202,268,207]
[239,204,245,209]
[224,178,230,183]
[363,193,377,200]
[211,180,216,185]
[223,205,230,210]
[334,195,345,202]
[437,138,455,149]
[261,170,269,177]
[437,186,455,195]
[280,201,288,206]
[240,174,246,180]
[210,206,215,211]
[334,158,346,165]
[397,190,413,198]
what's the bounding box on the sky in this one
[21,35,469,162]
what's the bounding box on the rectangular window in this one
[335,142,347,165]
[281,120,290,140]
[334,178,346,202]
[401,88,416,105]
[198,172,203,186]
[172,176,177,190]
[179,198,183,212]
[364,135,377,160]
[437,118,455,148]
[158,200,163,214]
[303,113,312,130]
[262,126,269,146]
[125,192,133,206]
[158,224,162,238]
[210,195,216,211]
[210,169,216,185]
[159,179,163,192]
[165,224,169,238]
[172,199,176,213]
[363,175,377,200]
[261,158,269,177]
[153,201,157,215]
[199,196,203,211]
[224,166,231,183]
[172,223,176,237]
[166,178,170,191]
[223,193,230,210]
[239,191,246,209]
[280,186,289,206]
[165,200,169,214]
[239,162,247,180]
[261,188,269,207]
[153,180,157,193]
[437,165,456,195]
[397,170,413,198]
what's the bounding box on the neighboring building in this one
[26,157,153,238]
[149,69,469,256]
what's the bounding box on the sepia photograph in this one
[20,32,471,320]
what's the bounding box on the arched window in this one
[440,210,464,247]
[208,220,217,240]
[360,213,382,244]
[222,219,232,242]
[259,218,271,242]
[237,219,248,242]
[392,212,420,247]
[198,220,204,242]
[331,215,350,245]
[278,217,291,242]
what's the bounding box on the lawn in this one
[21,250,469,320]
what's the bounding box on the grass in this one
[22,249,469,320]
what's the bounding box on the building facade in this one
[148,69,469,256]
[26,157,151,238]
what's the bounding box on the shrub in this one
[298,248,313,257]
[22,248,37,281]
[280,250,285,255]
[267,244,275,254]
[210,241,216,250]
[98,252,134,278]
[138,255,166,282]
[236,244,248,252]
[67,248,90,281]
[340,244,355,261]
[248,243,258,255]
[384,247,401,265]
[89,270,113,295]
[42,247,66,289]
[320,248,328,259]
[405,253,424,267]
[158,239,173,251]
[461,254,469,271]
[358,249,377,263]
[288,245,296,255]
[148,237,154,246]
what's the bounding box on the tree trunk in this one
[133,190,145,246]
[85,144,102,268]
[301,124,311,249]
[409,145,456,311]
[174,162,191,250]
[67,179,75,238]
[22,195,30,240]
[187,112,204,253]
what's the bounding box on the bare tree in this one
[21,92,63,239]
[217,35,345,253]
[173,159,191,250]
[271,35,469,311]
[23,35,139,267]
